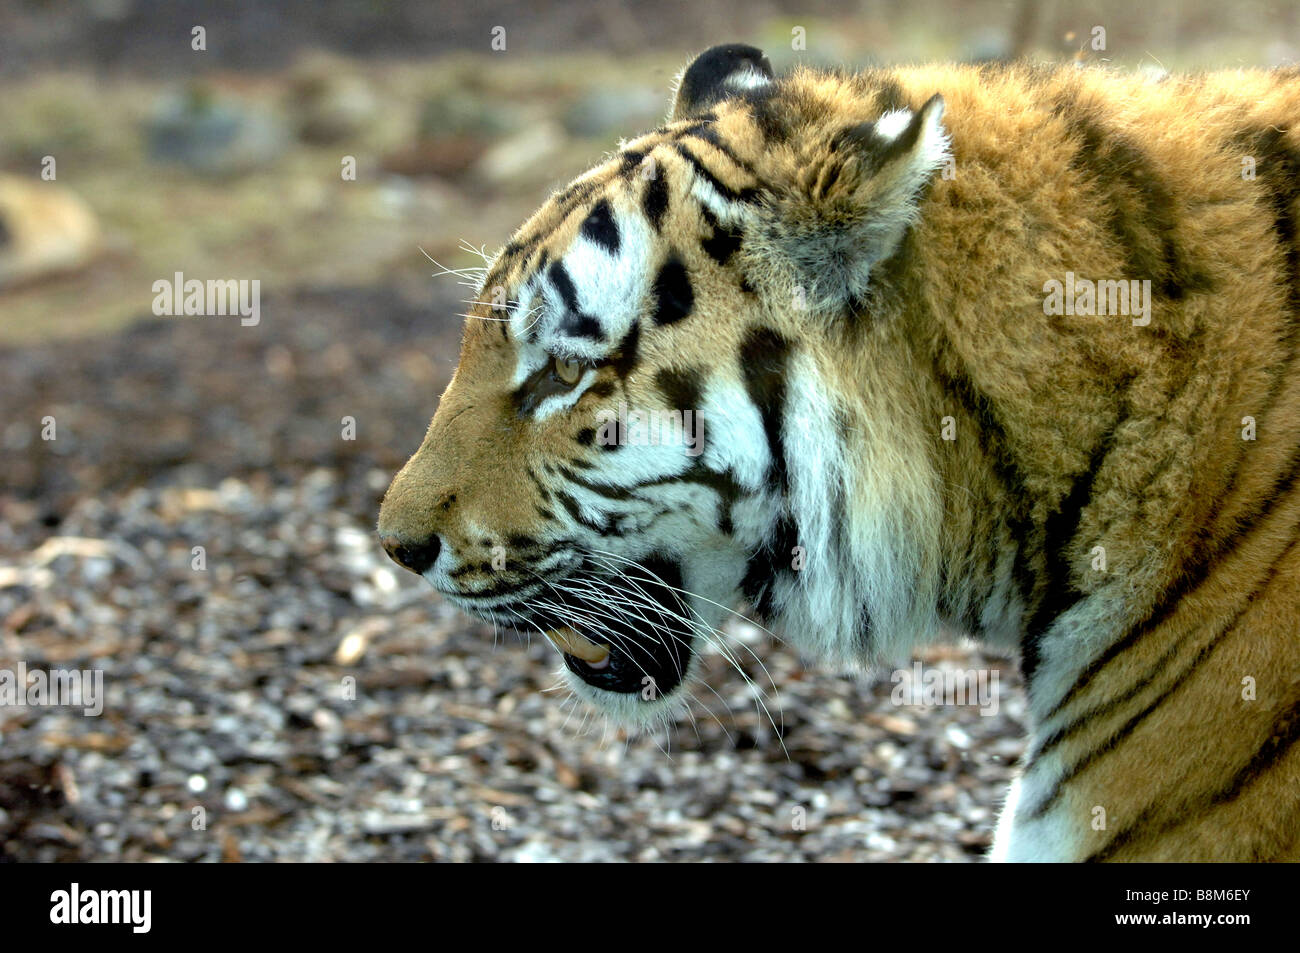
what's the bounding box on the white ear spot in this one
[726,67,773,92]
[874,108,914,141]
[878,95,950,175]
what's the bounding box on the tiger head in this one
[378,44,954,725]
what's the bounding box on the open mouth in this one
[531,558,694,698]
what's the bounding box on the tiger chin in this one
[379,44,1300,862]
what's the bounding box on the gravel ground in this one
[0,285,1025,861]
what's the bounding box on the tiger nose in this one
[380,533,441,576]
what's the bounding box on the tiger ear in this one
[754,94,950,314]
[670,44,774,120]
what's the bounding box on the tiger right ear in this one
[670,44,774,120]
[750,94,950,316]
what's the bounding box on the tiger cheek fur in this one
[379,44,1300,862]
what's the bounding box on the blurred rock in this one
[0,175,102,290]
[379,92,524,180]
[379,138,488,179]
[962,27,1014,64]
[474,122,566,186]
[145,86,289,176]
[1265,40,1300,68]
[416,92,519,141]
[286,58,378,145]
[562,86,663,138]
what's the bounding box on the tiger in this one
[378,44,1300,862]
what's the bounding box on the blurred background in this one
[0,0,1293,862]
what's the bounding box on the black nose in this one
[380,533,441,575]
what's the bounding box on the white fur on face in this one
[697,380,771,496]
[777,357,857,658]
[506,195,655,369]
[552,210,653,349]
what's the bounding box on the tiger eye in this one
[554,357,583,386]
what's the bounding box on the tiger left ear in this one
[670,43,774,120]
[753,93,950,314]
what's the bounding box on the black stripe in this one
[552,180,594,211]
[1021,426,1119,679]
[499,233,539,261]
[548,260,604,341]
[1030,609,1242,821]
[1055,98,1214,301]
[619,149,647,174]
[1224,125,1300,449]
[1237,125,1300,326]
[700,205,744,265]
[651,255,694,326]
[580,198,621,254]
[611,321,641,378]
[642,172,670,231]
[740,84,791,144]
[672,142,758,204]
[1208,696,1300,806]
[1112,125,1300,610]
[1030,524,1300,822]
[526,467,551,504]
[1034,626,1185,761]
[1086,694,1300,862]
[653,365,703,412]
[548,260,579,312]
[554,489,614,534]
[560,312,604,341]
[446,572,541,599]
[741,514,799,619]
[738,327,792,491]
[634,467,746,537]
[932,358,1041,654]
[679,123,759,176]
[559,467,633,502]
[1044,443,1300,721]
